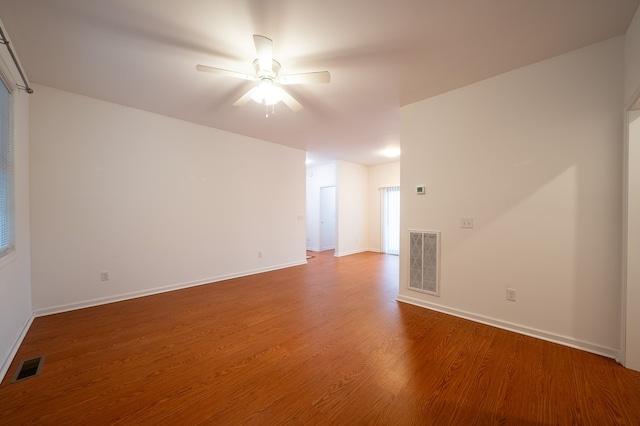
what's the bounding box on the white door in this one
[320,186,336,250]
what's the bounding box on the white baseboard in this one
[334,248,368,257]
[0,313,34,383]
[396,294,619,360]
[34,260,307,317]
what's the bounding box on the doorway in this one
[381,186,400,255]
[320,186,336,250]
[625,108,640,371]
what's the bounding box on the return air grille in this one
[409,230,441,296]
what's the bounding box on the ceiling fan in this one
[196,35,330,116]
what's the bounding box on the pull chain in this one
[265,103,276,118]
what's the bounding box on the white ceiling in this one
[0,0,637,165]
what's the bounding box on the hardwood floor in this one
[1,250,639,425]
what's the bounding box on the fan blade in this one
[278,71,331,85]
[196,64,255,81]
[233,88,255,106]
[253,34,273,73]
[280,89,303,112]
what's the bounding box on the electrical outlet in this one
[258,251,263,258]
[100,271,110,282]
[460,217,474,229]
[506,288,517,301]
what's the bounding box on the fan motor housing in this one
[253,58,281,78]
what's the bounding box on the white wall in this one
[29,85,306,314]
[368,162,400,252]
[399,37,624,357]
[306,162,336,251]
[335,161,368,257]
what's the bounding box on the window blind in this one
[0,78,14,257]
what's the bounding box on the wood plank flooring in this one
[1,250,639,424]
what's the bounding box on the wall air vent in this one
[408,230,441,296]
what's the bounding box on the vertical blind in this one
[0,77,13,257]
[381,186,400,255]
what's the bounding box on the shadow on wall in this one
[400,38,623,351]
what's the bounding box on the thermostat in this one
[416,185,426,195]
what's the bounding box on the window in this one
[0,77,13,258]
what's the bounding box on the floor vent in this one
[12,356,45,382]
[408,230,441,296]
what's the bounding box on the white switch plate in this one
[506,288,517,301]
[460,217,474,229]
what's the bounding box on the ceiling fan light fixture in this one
[251,79,285,105]
[197,34,329,113]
